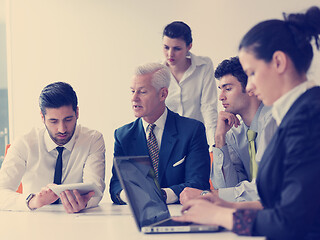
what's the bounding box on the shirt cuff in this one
[119,190,128,204]
[236,180,259,199]
[211,147,227,188]
[163,188,178,204]
[211,147,224,165]
[16,192,35,211]
[218,187,237,202]
[86,196,102,208]
[212,145,231,167]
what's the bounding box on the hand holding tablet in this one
[49,182,102,198]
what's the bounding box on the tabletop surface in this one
[0,199,265,240]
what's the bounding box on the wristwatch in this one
[115,191,126,205]
[161,189,167,202]
[200,190,211,196]
[26,193,36,210]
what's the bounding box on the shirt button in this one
[218,154,222,158]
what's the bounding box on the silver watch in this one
[200,190,211,196]
[26,193,36,210]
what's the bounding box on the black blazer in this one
[109,109,210,204]
[253,87,320,240]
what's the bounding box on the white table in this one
[0,200,265,240]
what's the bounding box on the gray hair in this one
[134,63,170,91]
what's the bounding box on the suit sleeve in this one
[170,122,210,196]
[109,129,125,204]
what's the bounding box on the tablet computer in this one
[49,182,102,197]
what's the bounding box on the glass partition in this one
[0,0,9,167]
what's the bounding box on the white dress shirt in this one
[141,108,168,150]
[0,124,105,211]
[165,52,218,148]
[141,108,178,204]
[272,80,317,126]
[211,104,277,202]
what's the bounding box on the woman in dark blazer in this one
[174,6,320,240]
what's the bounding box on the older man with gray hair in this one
[109,63,210,204]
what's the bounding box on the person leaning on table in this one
[180,56,277,204]
[173,6,320,240]
[0,82,105,213]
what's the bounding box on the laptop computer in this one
[113,155,221,234]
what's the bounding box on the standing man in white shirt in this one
[0,82,105,213]
[180,57,277,204]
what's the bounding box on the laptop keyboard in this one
[157,218,193,226]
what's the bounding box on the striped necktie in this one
[147,124,159,178]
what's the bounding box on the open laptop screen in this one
[114,156,170,229]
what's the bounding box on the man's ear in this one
[40,111,45,123]
[159,87,168,101]
[187,43,192,52]
[272,51,287,74]
[75,107,79,119]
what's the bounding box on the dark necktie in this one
[247,129,258,181]
[54,147,64,184]
[147,124,159,178]
[52,147,64,204]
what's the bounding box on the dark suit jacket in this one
[109,109,210,204]
[253,87,320,240]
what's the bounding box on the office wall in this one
[6,0,320,184]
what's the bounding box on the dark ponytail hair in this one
[239,6,320,74]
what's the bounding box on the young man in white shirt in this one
[0,82,105,213]
[180,57,277,204]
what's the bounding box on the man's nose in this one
[58,122,67,133]
[219,91,226,101]
[132,92,139,102]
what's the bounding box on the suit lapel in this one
[158,110,178,183]
[130,119,149,155]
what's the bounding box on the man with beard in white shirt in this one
[0,82,105,213]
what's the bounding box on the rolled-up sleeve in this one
[83,132,106,208]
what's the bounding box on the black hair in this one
[163,21,193,46]
[215,57,248,92]
[39,82,78,115]
[239,6,320,74]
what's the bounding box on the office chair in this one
[4,144,23,194]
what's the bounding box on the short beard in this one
[45,122,77,146]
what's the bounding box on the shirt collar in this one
[142,108,168,133]
[44,124,79,152]
[163,52,207,69]
[272,81,316,126]
[188,52,207,69]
